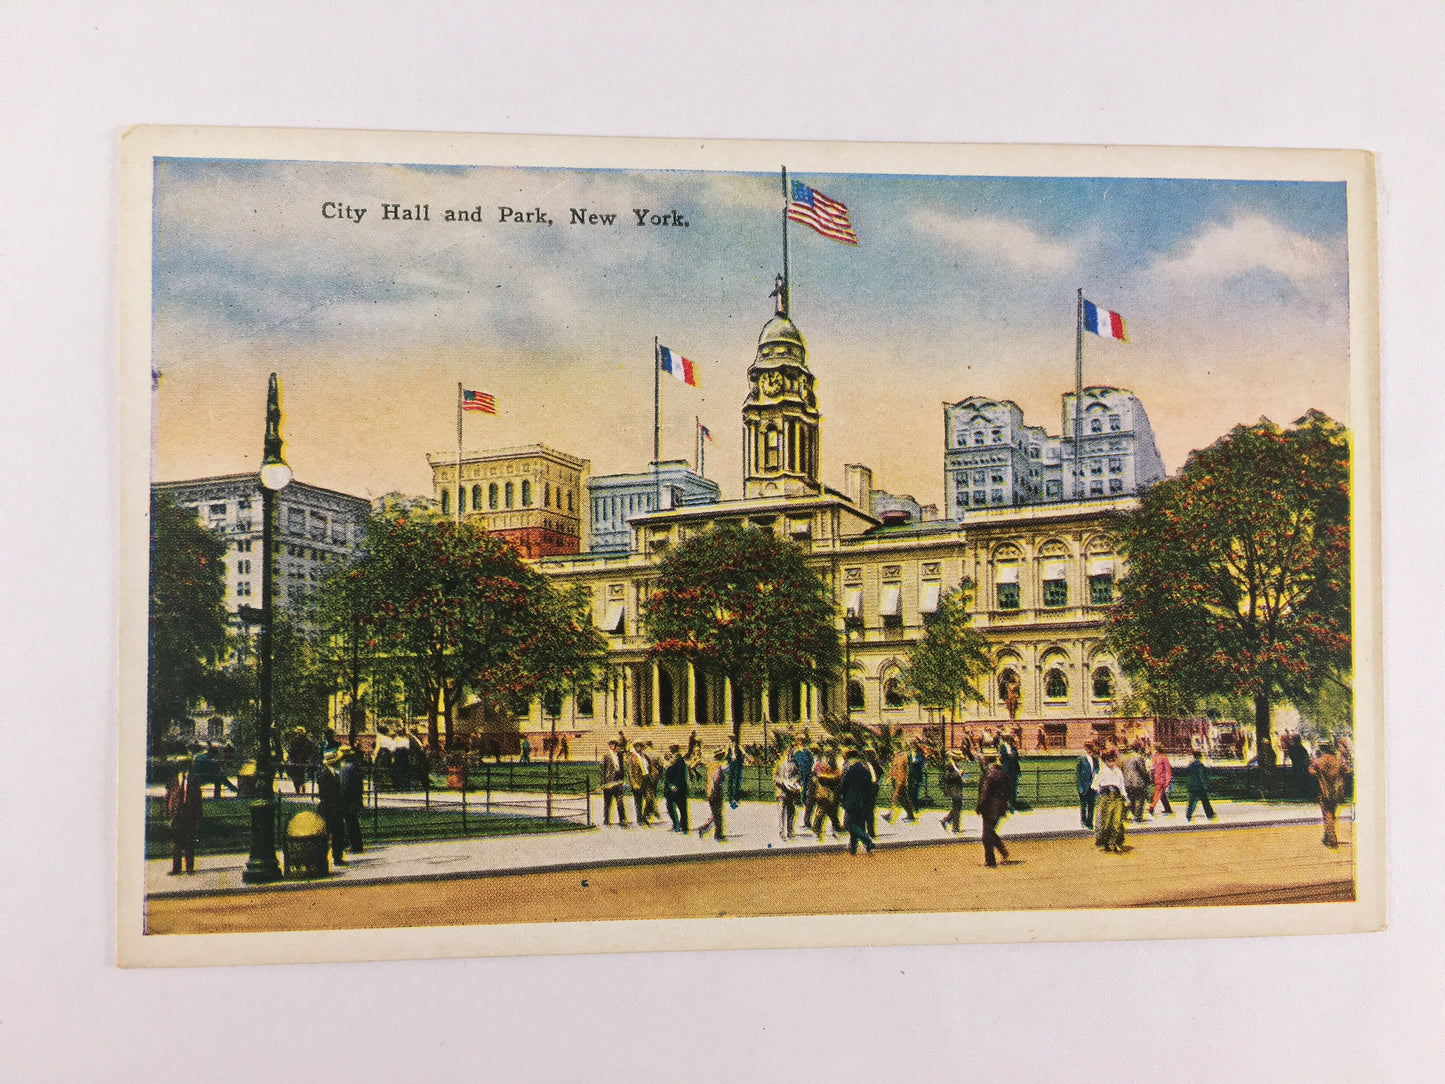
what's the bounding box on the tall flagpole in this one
[653,336,661,510]
[780,166,791,315]
[695,415,701,474]
[1074,288,1084,501]
[456,381,463,523]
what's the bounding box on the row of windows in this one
[996,573,1114,610]
[856,665,1116,711]
[441,481,577,516]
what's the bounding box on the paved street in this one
[144,796,1351,932]
[145,821,1352,934]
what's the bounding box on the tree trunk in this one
[443,687,455,751]
[426,689,440,751]
[1254,690,1274,798]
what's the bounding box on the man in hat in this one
[793,739,817,828]
[1309,740,1346,848]
[810,749,843,841]
[883,742,917,824]
[285,726,314,795]
[1093,748,1129,853]
[317,748,347,866]
[774,742,804,840]
[940,749,968,833]
[725,737,745,808]
[664,744,690,832]
[339,746,365,855]
[1183,749,1216,822]
[1076,742,1100,829]
[1123,741,1152,823]
[839,747,877,855]
[165,755,204,875]
[627,741,652,826]
[696,749,729,841]
[975,754,1012,866]
[600,739,629,827]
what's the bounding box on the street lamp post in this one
[242,373,292,884]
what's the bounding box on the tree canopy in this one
[644,522,843,741]
[901,580,991,721]
[324,510,594,749]
[1107,410,1351,761]
[147,491,234,753]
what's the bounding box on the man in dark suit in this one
[664,744,690,832]
[1076,743,1099,829]
[976,755,1012,867]
[339,746,365,855]
[316,748,347,866]
[839,748,876,855]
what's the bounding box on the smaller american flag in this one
[699,423,713,443]
[461,389,496,414]
[787,180,858,246]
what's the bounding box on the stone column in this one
[761,683,771,726]
[723,676,733,729]
[687,662,696,727]
[651,659,661,726]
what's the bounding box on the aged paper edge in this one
[116,126,1383,968]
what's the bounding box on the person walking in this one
[839,748,877,855]
[664,744,690,832]
[1309,740,1346,848]
[165,755,204,875]
[1124,743,1152,823]
[939,749,967,833]
[810,751,843,841]
[644,742,663,825]
[1093,748,1129,853]
[696,749,729,841]
[1183,750,1216,822]
[339,746,365,855]
[600,739,629,827]
[1150,747,1174,816]
[908,739,927,812]
[285,727,314,795]
[317,748,347,867]
[793,740,816,829]
[774,748,803,840]
[883,745,916,824]
[725,738,745,809]
[975,755,1012,867]
[997,732,1021,812]
[1076,743,1100,829]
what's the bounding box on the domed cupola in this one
[743,276,821,498]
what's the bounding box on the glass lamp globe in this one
[259,461,293,491]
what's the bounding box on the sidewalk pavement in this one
[146,796,1346,899]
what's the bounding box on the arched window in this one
[521,480,532,506]
[847,680,865,711]
[1090,417,1103,433]
[472,485,483,511]
[544,482,551,507]
[567,491,574,513]
[505,481,514,508]
[883,676,907,709]
[1045,668,1069,700]
[1092,667,1115,700]
[440,489,450,515]
[488,483,498,510]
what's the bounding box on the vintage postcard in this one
[117,128,1381,967]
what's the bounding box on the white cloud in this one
[1150,213,1335,288]
[908,208,1078,273]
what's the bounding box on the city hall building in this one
[514,303,1164,758]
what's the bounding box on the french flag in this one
[658,344,699,387]
[1083,299,1129,343]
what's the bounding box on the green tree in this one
[148,491,233,753]
[1108,410,1351,768]
[644,523,843,743]
[334,510,568,749]
[901,580,991,727]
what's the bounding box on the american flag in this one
[461,389,496,414]
[787,180,858,246]
[699,423,713,443]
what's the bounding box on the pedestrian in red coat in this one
[1150,749,1174,815]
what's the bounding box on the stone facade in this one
[587,460,721,554]
[427,444,589,558]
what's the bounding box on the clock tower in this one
[743,277,822,498]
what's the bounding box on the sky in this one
[152,158,1351,509]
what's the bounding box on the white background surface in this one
[3,3,1440,1079]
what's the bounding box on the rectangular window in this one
[1043,578,1068,607]
[974,491,986,505]
[990,472,1004,485]
[1108,457,1123,473]
[1090,573,1115,605]
[1109,479,1124,494]
[1046,480,1062,498]
[991,490,1004,504]
[1090,481,1104,496]
[1109,415,1121,431]
[996,582,1020,610]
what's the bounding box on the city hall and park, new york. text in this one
[117,129,1381,966]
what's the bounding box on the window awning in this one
[1087,557,1115,576]
[919,583,942,614]
[844,587,863,618]
[994,563,1019,584]
[879,586,902,617]
[1042,560,1068,581]
[600,604,627,634]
